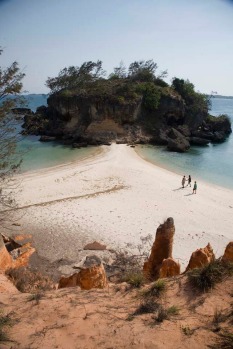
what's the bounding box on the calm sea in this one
[17,95,99,172]
[137,97,233,189]
[17,95,233,189]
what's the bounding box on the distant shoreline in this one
[211,95,233,99]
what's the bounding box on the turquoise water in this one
[19,136,99,173]
[137,97,233,189]
[16,95,99,172]
[17,95,233,186]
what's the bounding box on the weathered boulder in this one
[84,241,107,251]
[185,243,215,271]
[167,136,190,152]
[72,142,88,148]
[39,135,56,142]
[58,257,108,290]
[143,217,180,280]
[222,242,233,263]
[189,137,210,146]
[12,108,33,115]
[205,114,232,135]
[159,257,180,278]
[0,234,35,272]
[166,128,190,152]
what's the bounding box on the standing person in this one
[187,175,191,187]
[193,181,197,194]
[182,175,186,188]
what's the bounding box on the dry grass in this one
[187,259,233,292]
[141,279,166,298]
[209,331,233,349]
[6,267,54,293]
[0,312,13,343]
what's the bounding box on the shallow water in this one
[16,95,99,172]
[136,97,233,189]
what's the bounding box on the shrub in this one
[167,305,180,316]
[0,312,12,343]
[27,293,43,305]
[6,267,54,293]
[209,331,233,349]
[212,308,226,326]
[181,325,194,336]
[187,259,233,292]
[133,299,160,316]
[142,279,166,298]
[153,305,179,323]
[123,271,145,288]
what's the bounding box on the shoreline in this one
[4,143,233,275]
[136,144,233,191]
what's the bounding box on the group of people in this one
[182,175,197,194]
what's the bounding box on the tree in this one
[171,77,211,115]
[109,61,127,80]
[128,60,158,82]
[46,60,106,93]
[0,49,25,227]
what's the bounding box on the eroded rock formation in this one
[0,234,13,271]
[58,256,108,290]
[0,234,35,272]
[21,88,232,152]
[222,242,233,263]
[185,243,215,271]
[159,257,181,278]
[143,217,180,280]
[84,241,107,250]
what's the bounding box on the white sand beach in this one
[6,144,233,271]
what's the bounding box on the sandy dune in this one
[5,144,233,271]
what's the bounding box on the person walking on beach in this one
[182,175,186,188]
[187,175,191,187]
[193,181,197,194]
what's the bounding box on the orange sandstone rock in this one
[84,241,106,250]
[159,257,180,278]
[0,234,35,272]
[0,235,13,271]
[185,243,215,271]
[58,263,108,290]
[143,217,180,280]
[222,242,233,263]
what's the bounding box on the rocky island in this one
[22,60,231,152]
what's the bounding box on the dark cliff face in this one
[44,92,186,142]
[22,90,232,152]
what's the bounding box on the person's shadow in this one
[184,193,193,196]
[173,187,184,191]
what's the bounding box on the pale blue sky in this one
[1,0,233,95]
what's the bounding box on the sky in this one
[0,0,233,95]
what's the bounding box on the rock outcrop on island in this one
[143,217,180,280]
[185,243,215,272]
[21,65,232,153]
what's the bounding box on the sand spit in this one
[3,144,233,271]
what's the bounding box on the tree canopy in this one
[45,59,210,115]
[0,49,25,226]
[46,60,106,93]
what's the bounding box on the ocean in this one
[17,95,233,189]
[137,97,233,189]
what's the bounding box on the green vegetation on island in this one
[21,59,232,152]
